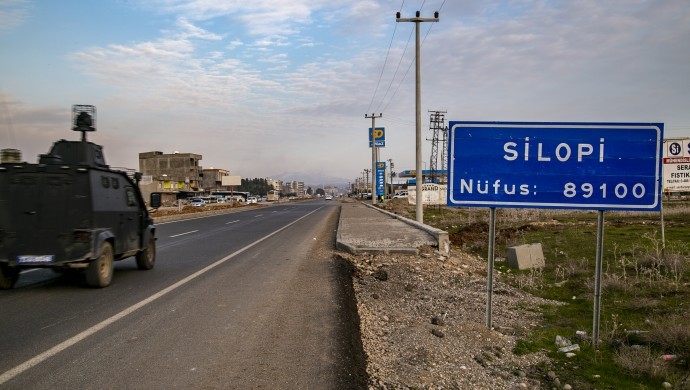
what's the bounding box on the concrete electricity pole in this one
[365,113,382,205]
[396,10,438,224]
[387,158,394,198]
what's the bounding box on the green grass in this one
[427,203,690,389]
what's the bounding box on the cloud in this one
[227,39,244,50]
[7,0,690,182]
[176,17,223,40]
[0,0,31,31]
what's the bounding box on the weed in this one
[418,203,690,387]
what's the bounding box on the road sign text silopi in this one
[447,122,663,211]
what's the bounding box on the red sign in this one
[664,157,690,164]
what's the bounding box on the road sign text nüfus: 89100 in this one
[447,122,663,211]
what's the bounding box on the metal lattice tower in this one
[440,122,448,183]
[427,110,447,183]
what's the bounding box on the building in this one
[138,151,203,202]
[282,181,305,197]
[266,178,283,193]
[202,168,231,191]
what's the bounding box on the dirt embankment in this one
[341,245,561,389]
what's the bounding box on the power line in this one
[370,0,424,114]
[366,1,406,113]
[374,25,414,113]
[379,0,445,113]
[381,115,415,126]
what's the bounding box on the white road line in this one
[169,230,198,238]
[225,220,240,225]
[254,214,263,218]
[0,207,323,385]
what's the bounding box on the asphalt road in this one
[0,200,366,389]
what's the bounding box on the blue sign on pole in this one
[376,162,386,198]
[369,127,385,147]
[447,122,663,211]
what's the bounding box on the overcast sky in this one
[1,0,689,185]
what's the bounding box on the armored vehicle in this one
[0,105,160,288]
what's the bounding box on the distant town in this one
[137,150,345,204]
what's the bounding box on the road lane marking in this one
[254,214,263,218]
[169,230,198,238]
[225,220,240,225]
[0,206,323,385]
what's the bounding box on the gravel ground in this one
[340,246,565,389]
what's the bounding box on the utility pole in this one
[397,10,439,223]
[365,113,382,205]
[387,158,394,198]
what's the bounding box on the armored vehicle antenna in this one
[72,105,96,142]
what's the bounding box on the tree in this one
[238,178,274,195]
[307,187,313,195]
[315,188,325,196]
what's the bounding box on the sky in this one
[1,0,689,185]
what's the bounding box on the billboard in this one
[447,121,664,211]
[408,184,447,206]
[376,162,386,198]
[221,175,242,186]
[663,138,690,193]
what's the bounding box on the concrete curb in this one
[335,208,421,255]
[335,215,419,255]
[363,203,451,256]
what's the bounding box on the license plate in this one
[17,255,55,264]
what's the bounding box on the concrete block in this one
[506,243,545,270]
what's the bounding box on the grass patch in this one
[427,203,690,388]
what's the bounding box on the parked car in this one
[189,198,205,207]
[393,190,408,199]
[247,196,258,204]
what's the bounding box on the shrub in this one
[614,345,668,379]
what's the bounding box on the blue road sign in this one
[376,162,386,197]
[447,122,664,211]
[369,127,385,147]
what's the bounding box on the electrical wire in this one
[366,0,406,114]
[379,0,446,114]
[374,25,414,113]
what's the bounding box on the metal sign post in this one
[592,210,605,346]
[447,121,664,343]
[486,207,496,328]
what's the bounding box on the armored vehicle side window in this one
[125,186,137,207]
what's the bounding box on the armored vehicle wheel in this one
[135,236,156,270]
[86,242,114,288]
[0,264,20,289]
